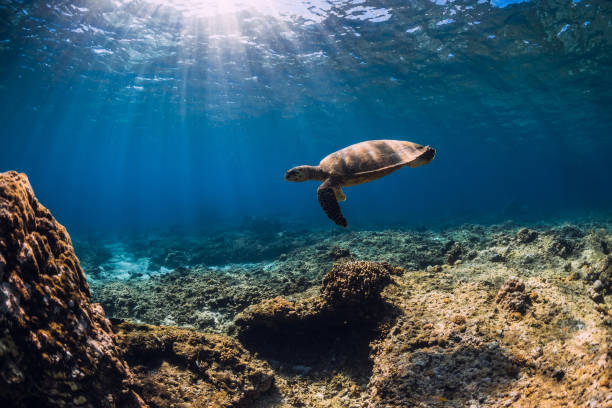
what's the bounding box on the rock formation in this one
[234,260,394,338]
[0,171,145,407]
[112,321,274,408]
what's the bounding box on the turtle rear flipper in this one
[318,180,347,227]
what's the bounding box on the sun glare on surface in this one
[141,0,332,20]
[144,0,255,17]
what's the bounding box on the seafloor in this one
[76,217,612,407]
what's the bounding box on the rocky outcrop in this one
[0,171,144,407]
[233,260,397,385]
[367,317,522,408]
[234,261,394,338]
[367,269,612,408]
[73,217,612,407]
[112,321,274,408]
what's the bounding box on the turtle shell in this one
[319,140,435,185]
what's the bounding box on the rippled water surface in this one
[0,0,610,233]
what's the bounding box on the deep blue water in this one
[1,0,611,235]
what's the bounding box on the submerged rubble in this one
[585,255,612,304]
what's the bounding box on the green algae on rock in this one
[0,171,145,407]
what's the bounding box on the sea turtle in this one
[285,140,436,227]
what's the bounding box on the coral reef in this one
[366,268,611,408]
[238,222,611,407]
[83,230,474,333]
[91,265,316,333]
[85,220,611,334]
[0,171,144,407]
[112,321,273,408]
[76,229,317,277]
[66,212,612,407]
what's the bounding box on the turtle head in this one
[285,166,311,182]
[285,165,323,182]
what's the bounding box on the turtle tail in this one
[317,180,348,227]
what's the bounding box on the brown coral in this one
[322,260,392,307]
[496,276,531,314]
[0,171,144,407]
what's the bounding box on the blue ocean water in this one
[1,0,611,236]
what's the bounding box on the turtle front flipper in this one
[317,179,348,227]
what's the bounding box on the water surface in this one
[1,0,610,234]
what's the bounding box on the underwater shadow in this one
[236,301,401,381]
